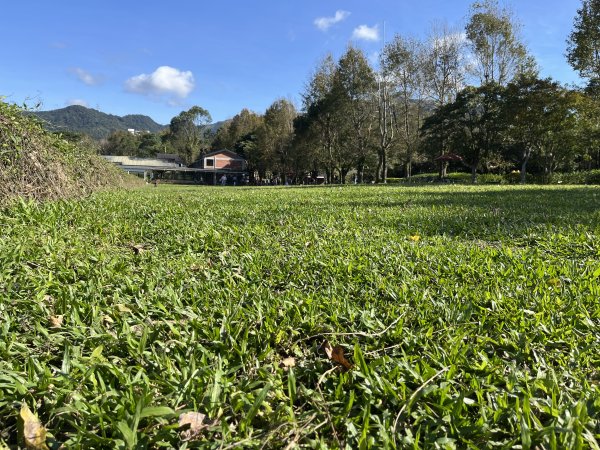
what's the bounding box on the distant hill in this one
[31,105,229,140]
[204,120,230,135]
[31,105,165,140]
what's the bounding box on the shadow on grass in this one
[342,186,600,239]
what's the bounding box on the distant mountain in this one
[31,105,165,140]
[204,120,230,135]
[31,105,229,141]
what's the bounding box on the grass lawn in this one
[1,184,599,449]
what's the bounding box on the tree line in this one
[102,0,600,184]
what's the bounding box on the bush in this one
[548,170,600,185]
[499,170,600,185]
[477,174,504,184]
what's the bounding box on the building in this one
[102,150,248,185]
[200,149,246,171]
[191,149,247,185]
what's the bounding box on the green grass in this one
[1,184,600,449]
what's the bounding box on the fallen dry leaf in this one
[18,404,48,450]
[322,340,353,371]
[281,357,296,368]
[48,315,63,329]
[178,411,214,441]
[101,314,114,324]
[129,244,145,255]
[114,304,132,313]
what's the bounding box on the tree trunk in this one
[359,166,365,183]
[382,152,388,183]
[439,161,448,180]
[375,152,383,183]
[340,168,349,184]
[471,165,478,184]
[520,159,529,184]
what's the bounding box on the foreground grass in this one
[1,185,599,449]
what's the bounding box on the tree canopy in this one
[567,0,600,91]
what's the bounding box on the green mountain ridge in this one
[31,105,165,140]
[31,105,229,141]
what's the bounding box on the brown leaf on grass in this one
[281,357,296,368]
[48,315,63,329]
[178,412,215,441]
[322,340,353,371]
[129,244,145,255]
[18,404,49,450]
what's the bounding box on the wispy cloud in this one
[70,67,102,86]
[314,10,350,31]
[66,99,89,107]
[352,25,380,42]
[125,66,195,103]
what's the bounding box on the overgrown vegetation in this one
[0,100,139,206]
[1,184,599,448]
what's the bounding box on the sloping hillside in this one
[0,101,139,205]
[32,105,165,139]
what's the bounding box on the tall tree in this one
[376,50,396,183]
[574,94,600,169]
[167,106,212,164]
[138,133,163,157]
[567,0,600,91]
[301,55,344,183]
[335,46,377,183]
[422,84,506,183]
[503,76,578,183]
[101,130,139,156]
[466,0,536,86]
[259,99,297,183]
[382,35,428,179]
[211,108,263,150]
[424,23,468,178]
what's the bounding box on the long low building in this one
[101,151,248,185]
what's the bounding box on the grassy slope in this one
[0,101,138,206]
[1,185,599,448]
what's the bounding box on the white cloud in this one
[70,67,101,86]
[352,25,380,42]
[314,10,350,31]
[66,99,89,107]
[125,66,195,101]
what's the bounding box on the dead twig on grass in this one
[392,366,449,447]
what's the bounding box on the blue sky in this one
[0,0,582,125]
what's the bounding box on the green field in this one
[1,185,600,449]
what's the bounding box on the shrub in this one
[477,173,504,184]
